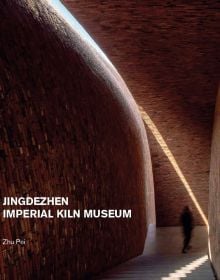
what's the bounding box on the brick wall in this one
[209,86,220,279]
[63,0,220,226]
[0,0,154,278]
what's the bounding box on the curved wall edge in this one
[0,0,155,278]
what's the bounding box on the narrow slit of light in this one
[161,255,208,279]
[47,0,114,68]
[139,106,208,228]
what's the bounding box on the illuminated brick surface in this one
[63,0,220,225]
[0,0,154,278]
[209,87,220,279]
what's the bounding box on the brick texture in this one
[209,86,220,279]
[0,0,154,278]
[63,0,220,226]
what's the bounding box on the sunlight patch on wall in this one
[139,106,208,228]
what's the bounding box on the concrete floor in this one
[96,225,215,279]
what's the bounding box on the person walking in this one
[181,206,194,253]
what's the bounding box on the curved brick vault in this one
[0,0,155,278]
[63,0,220,226]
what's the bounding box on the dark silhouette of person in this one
[180,206,194,253]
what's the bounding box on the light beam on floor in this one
[161,255,208,279]
[139,106,208,228]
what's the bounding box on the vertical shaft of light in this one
[139,106,208,228]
